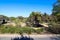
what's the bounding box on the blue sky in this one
[0,0,57,17]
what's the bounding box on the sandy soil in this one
[0,34,60,38]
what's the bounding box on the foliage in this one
[52,1,60,13]
[0,15,8,18]
[58,0,60,2]
[52,0,60,14]
[26,12,43,27]
[0,25,44,34]
[52,0,60,23]
[0,15,9,21]
[17,16,27,23]
[47,24,60,34]
[35,28,44,34]
[41,13,49,23]
[27,11,58,27]
[9,17,16,21]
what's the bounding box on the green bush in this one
[0,25,44,34]
[23,27,35,34]
[0,25,16,33]
[35,28,43,34]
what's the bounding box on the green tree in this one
[52,0,60,23]
[27,12,43,27]
[41,13,49,23]
[58,0,60,2]
[52,0,60,15]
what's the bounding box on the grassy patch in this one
[0,25,44,34]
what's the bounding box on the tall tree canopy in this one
[58,0,60,2]
[52,0,60,16]
[52,0,60,23]
[29,12,43,22]
[26,12,42,27]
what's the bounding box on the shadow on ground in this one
[11,35,34,40]
[50,35,60,40]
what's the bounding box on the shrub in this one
[47,24,60,34]
[35,28,44,34]
[20,27,35,34]
[0,25,16,33]
[0,25,44,34]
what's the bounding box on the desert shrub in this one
[14,27,24,34]
[0,25,16,33]
[0,25,44,34]
[35,28,44,34]
[47,24,60,34]
[23,27,35,34]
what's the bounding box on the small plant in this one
[35,28,43,34]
